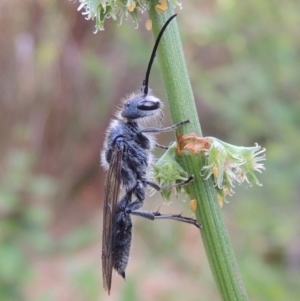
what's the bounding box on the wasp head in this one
[121,90,162,121]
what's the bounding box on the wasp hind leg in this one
[130,210,201,229]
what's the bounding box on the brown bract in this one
[176,134,211,156]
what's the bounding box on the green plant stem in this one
[149,6,249,301]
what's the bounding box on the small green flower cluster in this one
[148,143,190,202]
[201,137,266,205]
[74,0,182,32]
[152,136,266,206]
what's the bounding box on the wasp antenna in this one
[143,14,177,96]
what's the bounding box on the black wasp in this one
[101,15,201,295]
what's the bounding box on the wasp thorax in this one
[121,92,161,120]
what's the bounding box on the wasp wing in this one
[102,146,123,294]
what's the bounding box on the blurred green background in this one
[0,0,299,300]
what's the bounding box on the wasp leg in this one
[130,210,201,229]
[139,120,190,134]
[155,143,169,149]
[144,176,194,192]
[124,181,145,212]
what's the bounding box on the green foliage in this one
[0,149,56,300]
[187,1,300,298]
[72,267,100,301]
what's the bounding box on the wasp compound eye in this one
[137,100,160,111]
